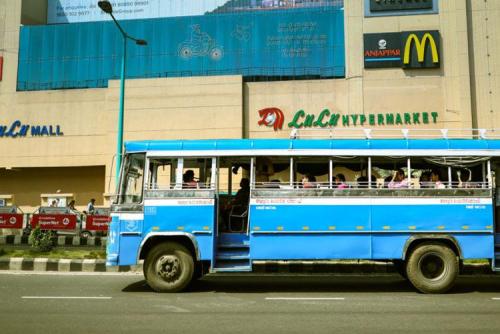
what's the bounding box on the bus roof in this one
[124,138,500,155]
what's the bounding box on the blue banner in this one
[18,7,345,91]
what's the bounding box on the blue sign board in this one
[18,7,345,91]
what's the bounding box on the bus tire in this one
[145,242,194,293]
[406,243,458,294]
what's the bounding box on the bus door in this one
[213,157,252,271]
[110,153,146,266]
[143,157,217,265]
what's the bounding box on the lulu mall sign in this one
[0,120,64,138]
[258,108,439,131]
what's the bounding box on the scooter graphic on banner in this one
[178,25,224,61]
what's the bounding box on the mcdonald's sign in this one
[364,30,440,69]
[401,31,440,68]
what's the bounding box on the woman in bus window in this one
[335,174,348,189]
[388,169,408,189]
[302,174,317,188]
[431,169,446,189]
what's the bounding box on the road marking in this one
[22,296,112,300]
[265,297,345,301]
[492,298,500,300]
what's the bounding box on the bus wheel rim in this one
[156,255,181,281]
[418,252,447,281]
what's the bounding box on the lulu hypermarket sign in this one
[258,108,439,131]
[0,120,63,138]
[364,30,440,69]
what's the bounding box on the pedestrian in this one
[68,200,77,211]
[87,198,96,214]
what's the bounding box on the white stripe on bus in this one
[249,197,492,206]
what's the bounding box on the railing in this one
[290,128,500,139]
[251,181,492,198]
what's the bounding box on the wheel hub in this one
[156,255,181,281]
[419,253,446,280]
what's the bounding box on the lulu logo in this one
[402,31,439,68]
[258,107,285,131]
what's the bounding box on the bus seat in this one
[228,205,248,233]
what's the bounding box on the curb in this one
[0,235,106,247]
[0,258,142,273]
[0,258,494,275]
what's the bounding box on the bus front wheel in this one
[406,242,458,294]
[145,242,194,293]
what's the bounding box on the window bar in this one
[487,160,492,189]
[175,158,184,189]
[482,161,486,186]
[407,158,411,189]
[250,158,255,190]
[211,157,217,190]
[368,157,372,189]
[228,164,233,197]
[329,158,333,189]
[448,166,452,188]
[290,157,294,188]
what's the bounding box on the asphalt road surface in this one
[1,272,500,334]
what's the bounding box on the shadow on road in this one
[122,274,500,294]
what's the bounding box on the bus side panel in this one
[250,234,371,260]
[144,205,214,261]
[371,202,493,231]
[371,234,408,259]
[454,234,493,259]
[249,203,371,259]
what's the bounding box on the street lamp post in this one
[98,1,147,187]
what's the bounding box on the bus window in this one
[147,158,177,190]
[255,156,290,188]
[180,158,214,189]
[118,153,145,204]
[295,156,330,189]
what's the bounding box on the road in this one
[1,272,500,334]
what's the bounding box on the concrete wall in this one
[467,0,500,129]
[0,166,105,212]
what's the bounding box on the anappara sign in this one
[258,108,439,131]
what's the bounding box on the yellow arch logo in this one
[403,33,439,65]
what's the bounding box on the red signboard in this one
[0,213,24,229]
[30,214,77,230]
[85,215,110,231]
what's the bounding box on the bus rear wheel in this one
[145,242,194,293]
[406,243,458,294]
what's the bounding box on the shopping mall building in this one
[0,0,498,211]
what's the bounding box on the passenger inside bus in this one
[302,174,317,188]
[388,169,408,189]
[335,174,347,189]
[431,169,446,189]
[221,178,250,232]
[182,170,198,189]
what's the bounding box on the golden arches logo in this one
[403,33,439,65]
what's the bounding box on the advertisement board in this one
[31,214,77,230]
[20,7,345,91]
[365,0,438,17]
[0,214,24,229]
[364,30,440,69]
[48,0,342,24]
[86,215,110,231]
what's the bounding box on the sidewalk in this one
[0,235,106,247]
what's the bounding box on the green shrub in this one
[29,227,56,252]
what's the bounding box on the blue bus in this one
[107,137,500,293]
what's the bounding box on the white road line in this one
[265,297,345,301]
[491,298,500,300]
[22,296,112,300]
